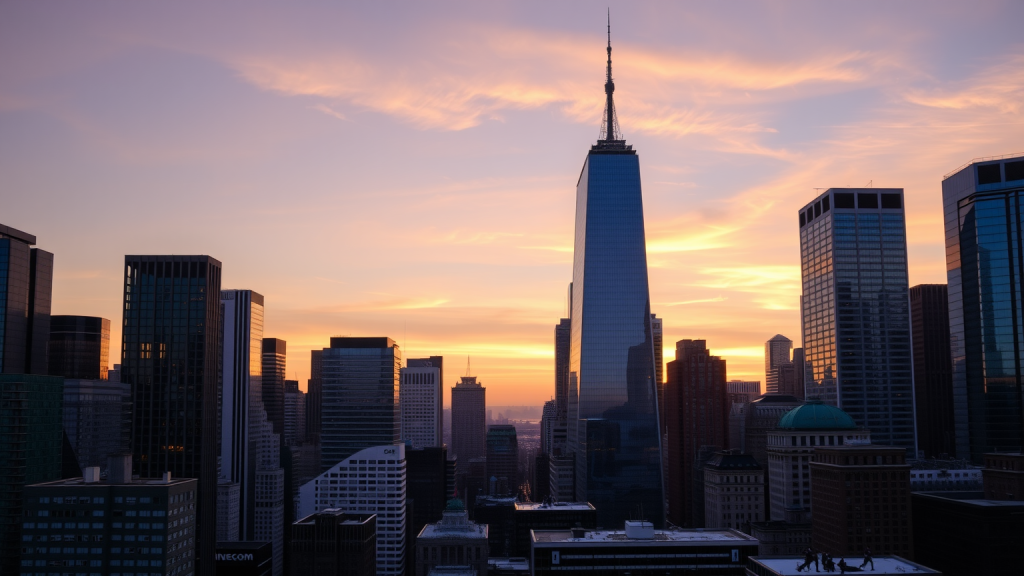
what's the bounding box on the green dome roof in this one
[445,497,466,511]
[777,400,857,430]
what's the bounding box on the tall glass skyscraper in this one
[943,154,1024,461]
[568,25,664,527]
[798,189,916,454]
[0,223,53,376]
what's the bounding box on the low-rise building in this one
[215,541,272,576]
[290,509,376,576]
[745,555,939,576]
[982,452,1024,500]
[20,455,197,576]
[912,490,1024,576]
[531,522,758,575]
[908,458,981,491]
[512,501,596,558]
[747,519,811,556]
[487,556,529,575]
[415,498,488,576]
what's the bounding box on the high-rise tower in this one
[567,19,664,527]
[0,223,53,376]
[764,334,792,394]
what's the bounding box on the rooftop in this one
[706,451,762,470]
[531,528,757,546]
[30,476,195,488]
[777,399,856,430]
[515,501,595,512]
[419,523,488,540]
[913,490,1024,508]
[750,555,940,575]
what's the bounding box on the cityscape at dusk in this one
[4,2,1023,404]
[2,2,1024,576]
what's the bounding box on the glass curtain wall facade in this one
[121,255,221,576]
[568,146,663,527]
[0,223,53,376]
[320,337,401,472]
[943,155,1024,461]
[47,315,110,380]
[799,189,916,453]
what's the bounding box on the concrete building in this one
[298,444,407,576]
[307,349,323,444]
[261,338,287,438]
[407,446,451,539]
[799,189,916,453]
[21,455,198,576]
[908,458,981,491]
[747,520,811,557]
[810,445,913,559]
[703,451,764,530]
[982,452,1024,500]
[401,359,443,449]
[0,373,64,574]
[727,380,761,404]
[767,400,869,522]
[943,154,1024,461]
[216,481,240,541]
[764,335,792,394]
[744,394,804,469]
[511,501,596,558]
[47,316,110,381]
[414,498,488,576]
[451,376,486,464]
[290,509,376,576]
[283,379,305,447]
[665,339,728,527]
[531,523,758,575]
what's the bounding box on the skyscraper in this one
[320,337,401,471]
[567,22,664,528]
[554,319,570,417]
[262,338,287,437]
[61,377,131,471]
[0,223,53,376]
[764,335,792,394]
[307,349,323,444]
[121,255,221,575]
[220,289,284,576]
[943,154,1024,461]
[47,315,110,380]
[799,189,916,454]
[486,424,519,496]
[451,375,486,463]
[909,284,956,458]
[402,356,443,448]
[664,339,728,527]
[283,379,306,447]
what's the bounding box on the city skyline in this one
[4,2,1024,405]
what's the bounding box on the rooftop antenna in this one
[466,356,471,377]
[598,8,621,143]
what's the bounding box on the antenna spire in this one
[597,9,623,145]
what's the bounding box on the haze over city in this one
[3,0,1022,406]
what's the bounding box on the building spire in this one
[598,9,624,145]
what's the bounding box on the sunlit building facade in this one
[798,189,916,454]
[943,154,1024,461]
[567,31,664,527]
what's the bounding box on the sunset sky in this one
[2,1,1022,406]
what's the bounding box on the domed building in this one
[414,497,488,576]
[767,400,870,522]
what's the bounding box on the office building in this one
[472,496,516,557]
[283,379,305,447]
[486,425,518,496]
[121,255,221,575]
[982,452,1024,499]
[47,316,110,380]
[298,444,407,576]
[665,339,728,527]
[414,498,488,576]
[451,376,486,464]
[908,458,981,491]
[531,523,758,575]
[943,154,1024,461]
[747,556,939,576]
[566,30,664,529]
[909,284,956,459]
[727,380,760,404]
[744,394,804,469]
[320,337,401,471]
[291,510,376,576]
[789,348,807,399]
[764,335,792,394]
[913,489,1024,575]
[510,501,596,558]
[401,358,443,449]
[652,313,663,391]
[799,188,916,453]
[219,289,285,576]
[767,400,869,522]
[217,481,240,541]
[810,445,913,559]
[307,349,323,444]
[747,520,811,557]
[548,455,575,504]
[262,338,287,437]
[407,446,450,538]
[0,223,52,376]
[703,451,764,530]
[0,373,63,574]
[61,378,131,471]
[554,319,570,417]
[215,541,272,576]
[21,455,198,576]
[728,402,747,452]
